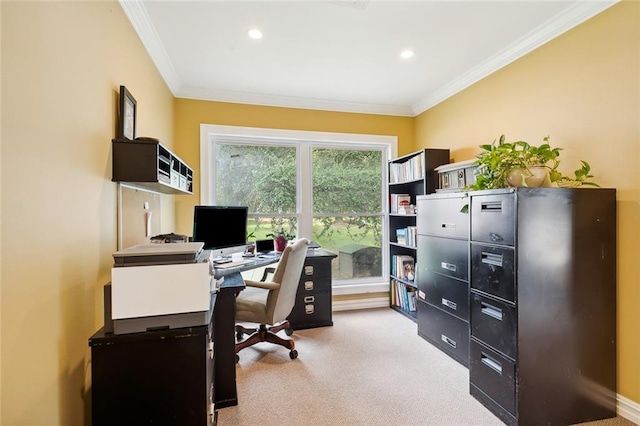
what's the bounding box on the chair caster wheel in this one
[285,328,294,336]
[289,349,298,359]
[236,332,243,340]
[236,354,240,363]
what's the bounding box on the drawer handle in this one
[304,281,314,291]
[305,304,315,314]
[441,334,457,348]
[304,265,314,275]
[481,302,503,321]
[441,298,457,310]
[440,223,456,229]
[481,352,503,374]
[481,252,503,267]
[441,262,457,272]
[481,201,502,212]
[304,295,315,303]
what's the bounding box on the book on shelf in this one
[406,226,417,247]
[390,194,411,214]
[389,152,425,183]
[392,255,415,282]
[391,279,417,312]
[396,228,407,245]
[400,256,415,282]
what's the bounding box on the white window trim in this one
[199,124,397,296]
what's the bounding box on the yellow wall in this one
[415,1,640,403]
[1,2,174,425]
[172,100,415,235]
[1,1,638,425]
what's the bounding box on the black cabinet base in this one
[470,383,516,426]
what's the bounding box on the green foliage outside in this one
[216,144,383,254]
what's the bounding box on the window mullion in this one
[299,143,313,239]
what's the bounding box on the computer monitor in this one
[192,205,248,258]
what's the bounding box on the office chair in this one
[235,238,309,360]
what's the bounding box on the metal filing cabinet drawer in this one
[288,292,331,327]
[417,195,469,239]
[418,235,468,281]
[471,193,515,246]
[470,292,516,360]
[417,270,469,321]
[470,339,516,416]
[417,300,469,366]
[470,243,515,303]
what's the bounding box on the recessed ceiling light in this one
[248,29,263,40]
[400,50,415,59]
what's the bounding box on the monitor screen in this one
[192,205,248,252]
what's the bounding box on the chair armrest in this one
[244,279,281,290]
[260,267,276,282]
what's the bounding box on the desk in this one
[88,250,334,424]
[212,253,281,278]
[88,254,283,425]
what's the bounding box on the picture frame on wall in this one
[118,85,136,140]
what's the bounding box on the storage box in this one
[435,159,478,192]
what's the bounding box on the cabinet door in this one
[471,193,515,245]
[417,270,469,321]
[470,243,515,303]
[470,292,516,360]
[470,339,516,416]
[417,301,469,366]
[418,235,468,281]
[417,196,469,239]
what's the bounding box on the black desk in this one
[88,255,283,425]
[212,253,281,278]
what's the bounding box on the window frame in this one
[200,124,397,295]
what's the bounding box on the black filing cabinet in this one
[287,249,337,330]
[89,320,216,426]
[416,192,470,367]
[468,188,617,426]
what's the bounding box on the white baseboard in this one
[618,394,640,425]
[332,302,640,425]
[332,296,389,311]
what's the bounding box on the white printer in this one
[109,242,213,334]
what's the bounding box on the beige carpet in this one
[217,308,636,426]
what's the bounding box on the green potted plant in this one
[266,229,296,252]
[467,135,598,190]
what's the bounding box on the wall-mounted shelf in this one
[112,139,193,195]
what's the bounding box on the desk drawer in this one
[300,258,331,290]
[417,300,469,366]
[418,235,468,281]
[470,339,516,416]
[471,243,515,303]
[417,196,469,239]
[417,270,469,321]
[470,292,516,360]
[471,193,515,246]
[288,292,332,329]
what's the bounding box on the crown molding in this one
[121,0,617,118]
[119,0,181,94]
[411,0,620,116]
[177,86,415,117]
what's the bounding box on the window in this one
[200,125,397,294]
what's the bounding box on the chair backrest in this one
[266,238,309,324]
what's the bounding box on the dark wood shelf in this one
[112,138,193,195]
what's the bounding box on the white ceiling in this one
[121,0,617,117]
